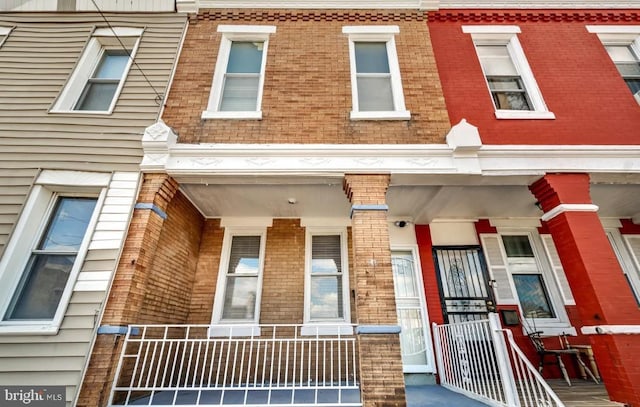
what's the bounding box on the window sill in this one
[201,110,263,120]
[522,323,576,337]
[49,109,114,115]
[350,110,411,121]
[208,324,261,338]
[494,110,555,120]
[0,324,60,336]
[301,324,354,336]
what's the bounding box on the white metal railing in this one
[433,314,564,407]
[109,324,361,406]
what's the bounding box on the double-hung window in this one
[587,26,640,104]
[211,226,266,336]
[52,27,142,114]
[202,25,276,120]
[463,26,554,119]
[303,228,351,335]
[343,26,410,120]
[0,170,108,335]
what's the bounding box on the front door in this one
[391,250,434,373]
[433,246,495,324]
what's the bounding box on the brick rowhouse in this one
[530,174,640,407]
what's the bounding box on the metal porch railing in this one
[109,324,360,406]
[433,313,564,407]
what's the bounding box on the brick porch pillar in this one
[77,173,179,407]
[344,174,406,407]
[530,173,640,407]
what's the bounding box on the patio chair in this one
[528,331,599,386]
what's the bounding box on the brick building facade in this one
[78,1,640,407]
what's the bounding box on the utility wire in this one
[90,0,165,105]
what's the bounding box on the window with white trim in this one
[202,25,276,120]
[606,229,640,304]
[463,26,554,120]
[51,27,142,114]
[304,228,351,331]
[212,228,266,327]
[480,230,573,335]
[587,26,640,104]
[0,171,107,335]
[343,26,410,121]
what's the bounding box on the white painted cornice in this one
[177,0,437,12]
[439,0,640,9]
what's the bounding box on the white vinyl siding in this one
[343,25,410,120]
[463,25,554,120]
[202,25,275,120]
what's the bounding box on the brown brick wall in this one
[163,9,450,145]
[138,190,205,324]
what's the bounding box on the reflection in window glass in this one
[310,235,344,320]
[220,42,263,111]
[75,50,129,111]
[354,42,394,111]
[4,197,97,320]
[513,274,555,318]
[222,235,260,321]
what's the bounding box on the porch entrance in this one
[433,246,495,324]
[391,250,434,373]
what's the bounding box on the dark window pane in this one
[75,82,118,111]
[502,235,534,257]
[624,78,640,95]
[513,274,555,318]
[5,254,75,320]
[227,42,263,74]
[354,42,390,74]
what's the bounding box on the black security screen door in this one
[433,246,495,324]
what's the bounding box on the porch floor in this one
[406,385,490,407]
[546,379,625,407]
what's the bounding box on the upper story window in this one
[51,27,142,114]
[463,26,554,120]
[343,26,410,121]
[587,26,640,104]
[202,25,276,120]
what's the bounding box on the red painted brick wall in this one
[163,9,450,145]
[428,10,640,145]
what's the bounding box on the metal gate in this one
[433,246,496,324]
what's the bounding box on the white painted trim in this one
[581,325,640,335]
[220,217,273,228]
[210,227,267,328]
[343,25,400,35]
[218,25,277,34]
[37,170,111,187]
[521,326,577,337]
[350,110,411,121]
[300,217,351,227]
[94,27,144,37]
[541,204,599,222]
[303,227,351,326]
[600,218,623,228]
[203,27,274,120]
[495,110,556,120]
[300,324,354,336]
[462,25,521,34]
[489,218,541,228]
[587,26,640,35]
[0,26,13,35]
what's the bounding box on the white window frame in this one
[463,25,555,120]
[0,171,108,335]
[302,227,352,336]
[343,26,410,121]
[587,25,640,105]
[496,229,573,336]
[202,25,276,120]
[605,228,640,304]
[210,225,267,337]
[0,26,14,48]
[51,27,143,115]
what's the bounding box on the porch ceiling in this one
[178,176,640,223]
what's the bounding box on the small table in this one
[571,345,600,381]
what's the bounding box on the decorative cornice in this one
[180,0,436,13]
[438,1,640,10]
[192,9,426,22]
[428,10,640,23]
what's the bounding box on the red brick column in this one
[530,173,640,406]
[77,174,179,407]
[344,174,406,407]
